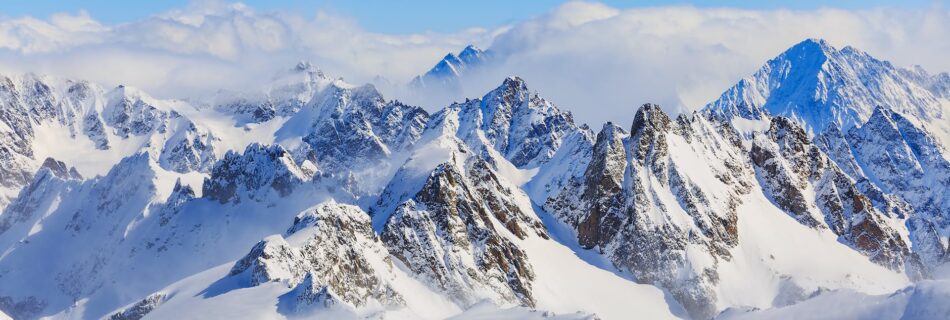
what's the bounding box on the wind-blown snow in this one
[1,38,949,320]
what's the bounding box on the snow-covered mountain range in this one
[0,38,949,320]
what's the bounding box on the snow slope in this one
[705,38,950,143]
[715,190,908,310]
[1,38,949,320]
[118,200,680,320]
[719,280,950,320]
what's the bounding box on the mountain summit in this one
[411,45,490,90]
[1,41,950,320]
[705,38,950,138]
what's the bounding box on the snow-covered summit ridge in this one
[704,38,950,138]
[1,38,950,320]
[0,61,418,209]
[411,45,491,89]
[700,38,950,277]
[0,72,221,208]
[447,76,583,168]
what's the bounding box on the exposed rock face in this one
[573,122,626,249]
[203,144,317,204]
[381,155,546,308]
[546,104,752,319]
[814,123,914,227]
[103,86,169,139]
[704,38,950,277]
[158,120,217,173]
[39,158,82,180]
[808,107,950,270]
[229,202,403,310]
[0,152,164,319]
[0,159,83,235]
[0,90,34,190]
[842,108,950,267]
[0,73,219,209]
[750,118,825,227]
[450,77,581,168]
[847,108,950,211]
[0,75,64,207]
[752,117,921,274]
[277,275,349,314]
[230,236,307,287]
[157,179,195,228]
[107,293,166,320]
[0,142,331,319]
[290,82,429,173]
[217,99,278,124]
[549,102,930,317]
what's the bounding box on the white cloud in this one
[0,11,106,53]
[0,1,947,127]
[0,1,494,99]
[446,2,950,126]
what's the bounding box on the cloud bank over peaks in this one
[0,0,496,100]
[0,0,948,128]
[433,1,950,126]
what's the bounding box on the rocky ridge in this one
[0,39,948,320]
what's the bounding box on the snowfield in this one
[0,39,949,320]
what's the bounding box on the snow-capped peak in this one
[792,37,834,56]
[442,76,582,168]
[458,45,486,65]
[410,44,492,90]
[704,38,949,138]
[3,39,950,320]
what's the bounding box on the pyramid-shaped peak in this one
[631,103,671,136]
[703,37,946,135]
[459,45,489,67]
[475,77,533,115]
[443,52,458,60]
[461,44,482,53]
[459,45,484,58]
[798,38,832,49]
[500,76,527,89]
[785,38,836,56]
[852,106,914,146]
[481,76,530,101]
[633,103,669,121]
[425,54,464,78]
[767,38,838,69]
[866,106,896,126]
[598,121,626,136]
[773,38,880,71]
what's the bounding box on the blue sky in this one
[0,0,938,33]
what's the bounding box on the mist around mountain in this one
[0,39,948,319]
